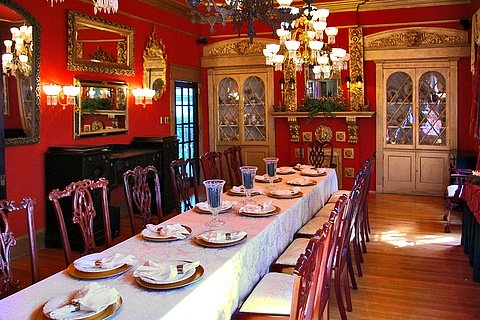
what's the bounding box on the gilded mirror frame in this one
[2,0,40,146]
[142,28,167,100]
[67,10,135,76]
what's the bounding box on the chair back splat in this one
[299,141,335,169]
[200,151,225,181]
[49,178,112,266]
[223,146,243,186]
[123,165,163,235]
[0,198,38,298]
[170,158,200,213]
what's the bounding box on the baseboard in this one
[11,228,46,260]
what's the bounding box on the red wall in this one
[4,1,202,235]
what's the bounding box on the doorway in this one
[174,80,199,162]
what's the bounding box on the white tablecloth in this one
[0,169,338,320]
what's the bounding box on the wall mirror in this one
[74,79,128,139]
[305,66,340,99]
[67,10,135,76]
[142,28,167,100]
[0,0,40,146]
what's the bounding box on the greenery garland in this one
[299,95,348,122]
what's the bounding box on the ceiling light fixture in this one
[47,0,119,14]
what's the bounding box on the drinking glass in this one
[263,157,279,190]
[240,166,258,203]
[203,179,226,227]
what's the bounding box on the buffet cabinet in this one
[45,136,178,250]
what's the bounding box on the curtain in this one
[471,46,480,139]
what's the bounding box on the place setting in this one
[141,223,192,242]
[67,252,137,280]
[299,167,327,177]
[226,185,264,197]
[194,230,248,247]
[276,166,297,175]
[238,200,281,217]
[133,260,204,290]
[286,177,318,187]
[38,282,122,320]
[267,187,303,199]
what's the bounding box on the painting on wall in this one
[302,131,312,142]
[343,148,354,159]
[345,167,355,178]
[335,131,346,142]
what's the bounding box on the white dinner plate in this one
[141,225,192,240]
[276,167,296,174]
[196,230,247,244]
[194,200,234,213]
[73,252,123,273]
[139,260,197,285]
[239,205,276,215]
[43,292,109,320]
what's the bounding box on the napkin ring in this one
[177,264,184,274]
[225,233,232,240]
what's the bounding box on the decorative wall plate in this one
[314,125,333,143]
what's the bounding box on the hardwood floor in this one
[8,194,480,319]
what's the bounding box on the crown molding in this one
[140,0,189,17]
[359,0,471,12]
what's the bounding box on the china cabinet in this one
[208,67,274,171]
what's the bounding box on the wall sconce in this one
[288,77,296,91]
[132,88,156,108]
[355,75,363,89]
[42,84,80,109]
[345,76,351,90]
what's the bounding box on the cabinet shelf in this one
[81,110,126,116]
[271,111,375,119]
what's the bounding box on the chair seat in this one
[328,190,350,203]
[239,272,295,315]
[447,184,461,198]
[297,216,329,237]
[315,202,336,218]
[275,238,310,266]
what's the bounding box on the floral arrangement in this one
[299,95,348,121]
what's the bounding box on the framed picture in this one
[83,124,91,132]
[344,167,355,178]
[302,131,313,142]
[343,148,354,159]
[3,74,9,117]
[335,131,346,142]
[294,147,301,159]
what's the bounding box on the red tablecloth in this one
[462,182,480,223]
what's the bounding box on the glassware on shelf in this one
[203,179,226,227]
[240,166,258,204]
[263,157,279,191]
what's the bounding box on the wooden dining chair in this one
[223,146,243,186]
[299,140,335,168]
[170,158,200,213]
[48,178,112,267]
[200,151,226,181]
[123,165,163,235]
[233,223,333,320]
[0,198,38,299]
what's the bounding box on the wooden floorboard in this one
[8,193,480,319]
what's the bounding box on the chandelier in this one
[186,0,318,43]
[47,0,119,14]
[2,26,33,77]
[264,6,349,80]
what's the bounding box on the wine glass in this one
[263,157,279,191]
[203,179,226,227]
[240,166,258,204]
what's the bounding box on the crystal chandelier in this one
[263,5,349,80]
[2,26,33,77]
[186,0,321,43]
[47,0,119,14]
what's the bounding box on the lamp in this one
[42,84,80,109]
[345,76,351,90]
[264,6,349,80]
[186,0,320,43]
[47,0,119,14]
[2,26,32,77]
[132,88,156,108]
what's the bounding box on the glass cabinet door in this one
[385,71,414,145]
[417,71,447,146]
[243,76,266,142]
[218,77,240,142]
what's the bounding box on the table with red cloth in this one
[461,181,480,282]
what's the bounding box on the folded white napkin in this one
[272,187,300,196]
[74,253,137,270]
[133,260,200,282]
[231,186,264,194]
[277,167,295,173]
[198,230,247,242]
[46,282,119,319]
[239,200,274,213]
[287,178,313,185]
[294,163,311,170]
[301,167,326,175]
[146,223,190,239]
[473,170,480,176]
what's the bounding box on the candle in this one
[266,162,276,177]
[243,171,253,189]
[208,187,221,208]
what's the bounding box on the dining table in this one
[0,168,338,320]
[461,181,480,282]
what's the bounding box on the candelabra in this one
[2,26,32,77]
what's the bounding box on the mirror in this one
[142,28,167,100]
[67,10,135,76]
[305,66,340,99]
[74,79,128,139]
[0,1,40,146]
